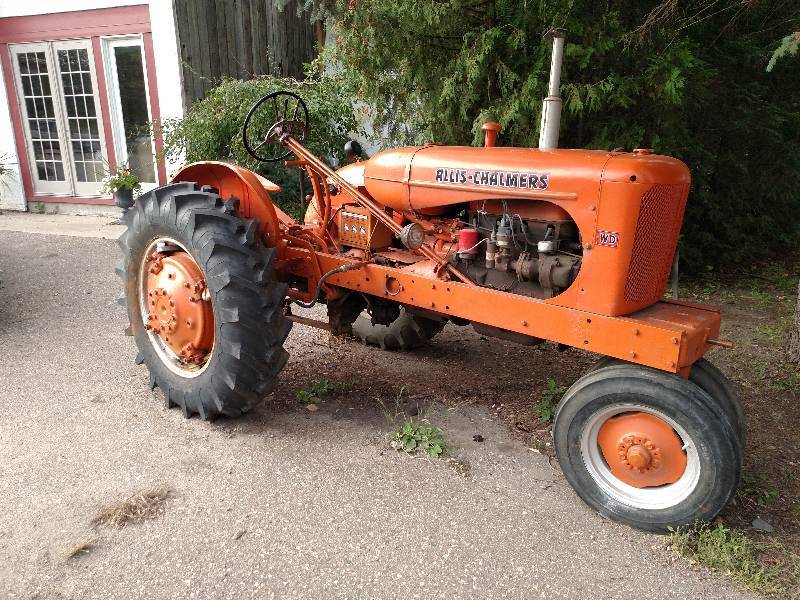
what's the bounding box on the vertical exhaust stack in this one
[538,28,567,150]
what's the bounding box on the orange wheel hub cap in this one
[144,251,214,365]
[597,412,687,488]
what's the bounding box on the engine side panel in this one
[333,148,690,317]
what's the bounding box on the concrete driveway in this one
[0,216,752,599]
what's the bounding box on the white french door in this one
[10,40,107,197]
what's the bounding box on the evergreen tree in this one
[322,0,800,271]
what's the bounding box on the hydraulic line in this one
[292,262,363,309]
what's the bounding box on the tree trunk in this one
[790,281,800,363]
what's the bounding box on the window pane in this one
[74,162,86,182]
[18,53,31,74]
[113,45,155,182]
[65,96,76,117]
[61,73,74,95]
[43,97,55,119]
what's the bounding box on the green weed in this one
[741,471,780,507]
[774,369,800,394]
[755,323,784,343]
[391,419,446,459]
[534,379,567,422]
[295,379,333,404]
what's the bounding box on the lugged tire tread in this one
[351,307,445,350]
[117,182,291,420]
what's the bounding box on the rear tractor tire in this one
[116,182,291,419]
[553,363,742,533]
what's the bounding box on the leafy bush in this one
[160,61,360,220]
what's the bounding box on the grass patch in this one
[92,486,170,528]
[295,379,333,404]
[64,537,97,559]
[668,523,799,597]
[755,323,786,343]
[533,378,567,422]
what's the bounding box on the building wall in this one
[0,0,184,211]
[0,56,25,210]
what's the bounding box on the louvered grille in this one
[624,184,687,305]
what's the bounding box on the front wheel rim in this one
[580,404,701,511]
[138,237,215,378]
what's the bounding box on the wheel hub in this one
[144,251,214,365]
[597,412,687,488]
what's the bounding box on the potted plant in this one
[102,165,141,209]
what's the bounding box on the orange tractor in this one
[118,31,742,532]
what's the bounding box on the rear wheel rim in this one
[580,404,700,510]
[138,237,215,378]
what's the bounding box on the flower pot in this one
[114,188,135,209]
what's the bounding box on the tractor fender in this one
[172,161,294,249]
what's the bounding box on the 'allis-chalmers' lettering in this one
[434,168,549,190]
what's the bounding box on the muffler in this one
[538,28,567,150]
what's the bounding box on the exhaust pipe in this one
[538,28,567,150]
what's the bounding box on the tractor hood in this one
[361,145,689,214]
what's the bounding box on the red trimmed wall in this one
[0,4,165,206]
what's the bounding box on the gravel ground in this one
[0,226,754,599]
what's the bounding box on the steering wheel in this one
[242,90,309,163]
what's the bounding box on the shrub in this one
[160,60,360,219]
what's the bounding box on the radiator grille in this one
[624,184,687,305]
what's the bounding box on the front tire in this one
[553,364,741,533]
[117,182,291,419]
[591,356,745,447]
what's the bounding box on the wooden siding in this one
[173,0,318,108]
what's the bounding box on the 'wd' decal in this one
[595,230,620,248]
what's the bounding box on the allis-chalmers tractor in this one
[118,31,742,533]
